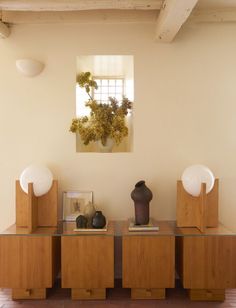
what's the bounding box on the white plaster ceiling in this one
[197,0,236,9]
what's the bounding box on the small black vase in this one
[131,180,153,225]
[76,215,88,228]
[92,211,106,229]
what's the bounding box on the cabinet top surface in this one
[1,220,235,237]
[1,221,115,237]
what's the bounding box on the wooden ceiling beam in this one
[0,0,162,11]
[1,10,158,24]
[155,0,199,42]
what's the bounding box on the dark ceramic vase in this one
[92,211,106,229]
[131,180,153,225]
[76,215,88,228]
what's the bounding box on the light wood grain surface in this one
[122,231,175,289]
[1,224,58,235]
[28,182,38,233]
[180,235,236,289]
[61,222,114,290]
[0,236,55,288]
[37,180,58,227]
[176,179,218,231]
[71,288,106,300]
[16,180,29,227]
[61,236,114,289]
[176,223,235,236]
[131,288,165,300]
[12,288,46,300]
[189,289,225,301]
[16,180,58,229]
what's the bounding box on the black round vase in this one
[76,215,88,228]
[92,211,106,229]
[131,180,153,225]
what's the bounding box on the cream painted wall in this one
[0,22,236,232]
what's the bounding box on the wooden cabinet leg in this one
[12,288,46,300]
[189,289,225,301]
[131,288,165,299]
[71,288,106,300]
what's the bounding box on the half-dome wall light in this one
[16,59,44,77]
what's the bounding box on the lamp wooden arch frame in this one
[15,180,58,233]
[176,179,219,233]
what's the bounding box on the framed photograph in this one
[63,190,93,221]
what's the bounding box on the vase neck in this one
[135,180,145,188]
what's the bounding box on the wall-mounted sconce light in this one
[0,21,10,38]
[16,59,44,77]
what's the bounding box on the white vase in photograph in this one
[97,138,114,153]
[84,202,96,227]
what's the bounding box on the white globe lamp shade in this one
[181,165,215,197]
[16,59,44,77]
[20,165,53,197]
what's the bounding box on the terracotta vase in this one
[131,180,153,225]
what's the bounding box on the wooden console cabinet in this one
[1,220,236,302]
[122,221,175,299]
[176,224,236,301]
[0,225,60,300]
[61,221,114,300]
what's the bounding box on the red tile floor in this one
[0,280,236,308]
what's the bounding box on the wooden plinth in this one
[176,225,236,302]
[12,288,46,300]
[61,222,114,300]
[123,235,175,289]
[131,288,165,299]
[72,288,106,300]
[61,236,114,290]
[189,289,225,301]
[179,235,236,289]
[0,234,60,300]
[122,221,175,299]
[0,236,54,288]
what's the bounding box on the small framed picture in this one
[63,190,93,221]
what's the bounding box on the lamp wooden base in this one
[71,288,106,300]
[12,288,46,300]
[131,288,165,299]
[188,289,225,301]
